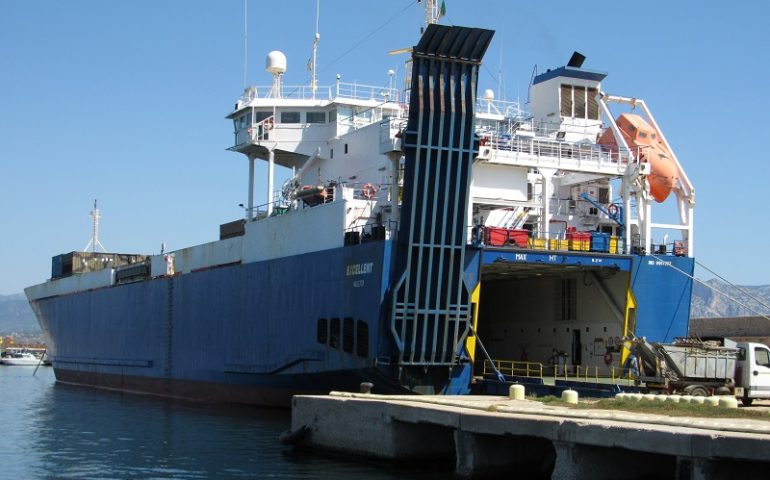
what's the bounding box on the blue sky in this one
[1,0,769,295]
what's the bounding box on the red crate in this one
[508,229,529,248]
[484,227,529,247]
[485,227,509,246]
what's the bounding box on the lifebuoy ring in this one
[604,352,613,365]
[361,183,376,200]
[607,203,619,217]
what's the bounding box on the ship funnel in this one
[567,51,586,68]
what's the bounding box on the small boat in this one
[0,352,43,366]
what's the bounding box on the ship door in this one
[571,329,582,366]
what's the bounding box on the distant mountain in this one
[690,279,770,318]
[0,293,39,334]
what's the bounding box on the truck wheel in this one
[689,386,709,397]
[741,397,754,407]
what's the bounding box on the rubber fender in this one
[279,424,311,446]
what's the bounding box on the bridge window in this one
[281,111,300,123]
[329,108,337,122]
[307,111,326,123]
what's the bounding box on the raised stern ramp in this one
[390,24,493,367]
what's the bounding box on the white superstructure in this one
[226,52,694,260]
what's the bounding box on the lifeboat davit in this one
[598,113,678,202]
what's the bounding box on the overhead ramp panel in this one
[390,24,494,366]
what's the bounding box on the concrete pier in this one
[290,393,770,479]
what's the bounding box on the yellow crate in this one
[528,238,547,250]
[570,239,590,251]
[551,239,569,251]
[609,236,618,254]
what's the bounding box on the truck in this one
[628,336,770,406]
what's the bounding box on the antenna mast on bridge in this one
[84,199,108,253]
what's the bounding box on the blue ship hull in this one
[30,239,693,406]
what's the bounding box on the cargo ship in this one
[25,2,695,406]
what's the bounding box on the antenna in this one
[309,0,320,98]
[497,42,503,106]
[420,0,444,32]
[84,199,108,253]
[243,0,248,88]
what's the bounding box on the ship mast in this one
[84,199,108,253]
[309,0,320,98]
[421,0,444,32]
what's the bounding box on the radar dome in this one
[266,51,287,75]
[483,89,495,101]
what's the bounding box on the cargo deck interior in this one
[474,253,633,380]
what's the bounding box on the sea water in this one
[0,367,449,479]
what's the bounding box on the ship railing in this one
[484,134,619,165]
[237,82,401,103]
[247,197,292,222]
[477,118,597,139]
[338,181,393,202]
[554,365,637,386]
[484,359,637,386]
[475,98,526,118]
[469,226,627,255]
[247,115,275,143]
[483,359,544,380]
[334,82,400,103]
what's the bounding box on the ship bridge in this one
[226,82,402,169]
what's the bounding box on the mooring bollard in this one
[561,389,578,404]
[509,384,525,400]
[360,382,374,394]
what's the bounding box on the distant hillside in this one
[690,279,770,318]
[0,293,39,334]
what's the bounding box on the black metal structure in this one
[390,24,493,366]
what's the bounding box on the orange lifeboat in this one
[598,113,678,202]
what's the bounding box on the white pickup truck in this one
[630,337,770,406]
[730,339,770,406]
